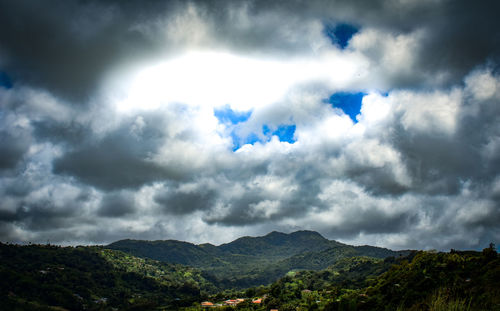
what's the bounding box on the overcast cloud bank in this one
[0,0,499,250]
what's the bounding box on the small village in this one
[192,290,325,310]
[200,298,262,308]
[199,297,264,308]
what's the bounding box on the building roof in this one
[201,301,214,306]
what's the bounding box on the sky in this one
[1,0,500,250]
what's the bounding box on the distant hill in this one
[106,239,225,267]
[107,230,410,288]
[217,230,342,257]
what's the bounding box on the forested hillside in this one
[0,243,216,310]
[107,231,409,288]
[185,246,499,311]
[2,233,497,311]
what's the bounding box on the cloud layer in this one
[1,0,499,250]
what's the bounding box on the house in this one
[252,298,262,304]
[201,301,214,307]
[224,300,238,306]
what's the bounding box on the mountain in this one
[108,230,337,265]
[217,230,342,257]
[105,239,225,267]
[107,230,409,288]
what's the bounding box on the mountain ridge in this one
[107,230,410,287]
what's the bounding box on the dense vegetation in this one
[1,232,498,311]
[97,248,219,295]
[185,246,499,311]
[0,243,215,310]
[107,231,409,288]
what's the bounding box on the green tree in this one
[482,243,497,261]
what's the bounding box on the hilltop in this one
[107,230,409,288]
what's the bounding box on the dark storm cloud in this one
[203,190,272,226]
[0,108,32,172]
[0,0,179,102]
[98,191,136,217]
[0,128,30,171]
[414,1,500,86]
[53,144,166,190]
[155,185,217,215]
[16,202,78,231]
[344,165,409,196]
[392,125,477,195]
[388,77,500,196]
[0,197,80,231]
[52,113,184,190]
[326,208,419,238]
[2,177,35,198]
[203,166,326,226]
[32,119,89,146]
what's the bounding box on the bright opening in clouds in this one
[111,49,366,117]
[0,0,499,250]
[115,51,296,112]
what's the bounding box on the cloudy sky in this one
[1,0,499,250]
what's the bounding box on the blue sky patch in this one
[232,124,296,151]
[326,92,365,122]
[263,124,296,143]
[214,105,252,125]
[324,23,359,49]
[231,131,260,151]
[0,71,13,89]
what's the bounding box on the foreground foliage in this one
[0,243,214,310]
[184,246,499,311]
